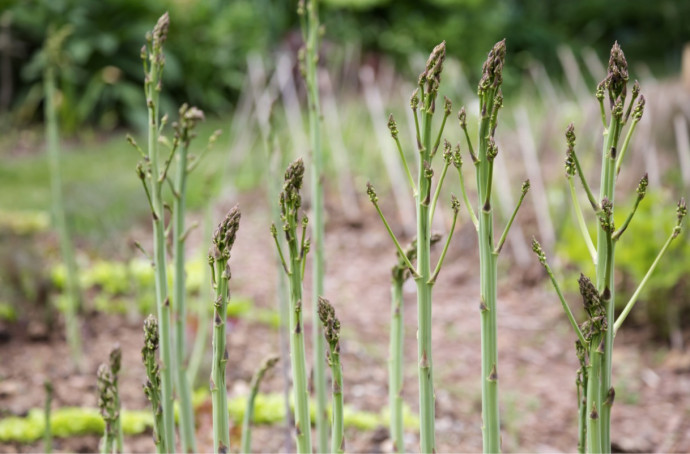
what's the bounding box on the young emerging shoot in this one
[209,206,241,454]
[272,158,312,454]
[97,364,118,454]
[318,297,345,454]
[109,345,124,453]
[44,381,53,454]
[142,315,166,454]
[241,356,280,454]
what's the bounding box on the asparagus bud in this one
[387,114,399,139]
[605,41,629,102]
[674,198,687,238]
[636,173,649,199]
[632,95,645,121]
[479,39,507,94]
[410,89,420,112]
[444,96,452,117]
[458,107,467,129]
[151,12,170,53]
[366,182,378,203]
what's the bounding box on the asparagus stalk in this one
[369,42,460,453]
[241,356,279,454]
[458,40,531,453]
[298,1,329,448]
[318,297,345,454]
[171,104,208,454]
[97,364,118,454]
[272,158,312,454]
[136,13,175,452]
[210,206,241,453]
[142,315,166,454]
[535,42,685,453]
[43,381,53,454]
[43,26,83,369]
[109,345,124,453]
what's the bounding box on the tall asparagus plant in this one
[318,297,345,454]
[209,206,241,453]
[297,1,329,449]
[133,13,175,452]
[455,40,530,453]
[368,42,462,453]
[43,26,83,368]
[272,158,312,453]
[171,104,220,453]
[532,42,687,453]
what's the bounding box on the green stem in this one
[416,107,436,454]
[389,280,405,453]
[145,53,175,454]
[598,113,621,453]
[428,159,450,224]
[393,135,417,196]
[614,231,676,333]
[329,347,344,454]
[477,87,501,453]
[304,2,328,449]
[370,200,418,276]
[286,230,312,454]
[173,140,197,453]
[586,337,602,454]
[578,372,588,454]
[241,357,279,454]
[568,177,597,263]
[455,163,478,230]
[430,206,458,283]
[494,182,529,255]
[211,260,230,453]
[615,118,640,177]
[44,65,83,370]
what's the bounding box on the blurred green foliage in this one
[556,192,690,339]
[3,0,689,131]
[3,0,285,131]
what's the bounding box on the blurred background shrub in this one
[1,0,689,131]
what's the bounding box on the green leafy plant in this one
[532,42,686,453]
[272,158,312,453]
[368,41,461,453]
[455,40,530,453]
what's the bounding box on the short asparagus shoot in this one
[241,356,279,454]
[142,315,166,454]
[109,345,124,453]
[272,158,312,454]
[209,206,241,454]
[318,297,345,454]
[97,364,118,454]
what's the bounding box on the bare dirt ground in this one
[2,191,690,453]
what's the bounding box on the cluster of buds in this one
[317,297,341,354]
[674,198,688,239]
[173,104,205,147]
[578,274,607,340]
[142,316,161,403]
[97,364,118,430]
[478,39,506,95]
[564,124,577,176]
[599,198,615,233]
[605,42,629,103]
[418,41,446,104]
[212,206,241,267]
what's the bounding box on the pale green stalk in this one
[109,346,123,453]
[210,207,241,453]
[369,42,455,453]
[44,381,53,454]
[389,275,405,453]
[97,364,117,454]
[139,13,175,452]
[241,356,279,454]
[273,158,312,454]
[44,41,83,369]
[172,105,206,453]
[299,1,328,448]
